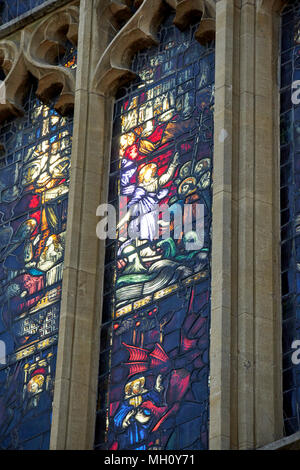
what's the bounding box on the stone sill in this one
[259,432,300,450]
[0,0,74,39]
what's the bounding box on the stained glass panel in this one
[281,0,300,436]
[95,17,214,451]
[0,0,50,25]
[0,78,74,449]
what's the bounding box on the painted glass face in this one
[0,61,75,449]
[280,0,300,437]
[95,17,214,451]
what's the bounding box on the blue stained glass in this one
[279,0,300,437]
[0,0,49,25]
[0,73,74,448]
[95,16,214,451]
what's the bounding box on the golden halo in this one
[125,377,145,395]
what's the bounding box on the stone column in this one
[210,0,239,450]
[237,0,256,450]
[210,0,283,449]
[236,0,283,448]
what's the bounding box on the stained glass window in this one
[0,0,49,25]
[0,56,75,448]
[280,0,300,437]
[95,16,214,451]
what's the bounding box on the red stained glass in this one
[96,16,214,451]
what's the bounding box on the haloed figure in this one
[114,375,164,450]
[26,372,45,409]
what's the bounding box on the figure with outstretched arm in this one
[117,151,180,241]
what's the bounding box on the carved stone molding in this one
[26,5,79,63]
[0,38,28,121]
[103,0,138,30]
[0,3,79,123]
[93,0,216,95]
[256,0,288,13]
[167,0,215,32]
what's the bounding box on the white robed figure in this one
[119,151,180,243]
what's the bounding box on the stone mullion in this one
[237,0,256,450]
[210,0,237,450]
[50,0,110,450]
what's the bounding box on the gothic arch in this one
[93,0,215,95]
[0,39,25,120]
[0,3,79,122]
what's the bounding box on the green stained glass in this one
[95,16,214,451]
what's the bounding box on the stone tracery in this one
[0,3,79,122]
[93,0,215,95]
